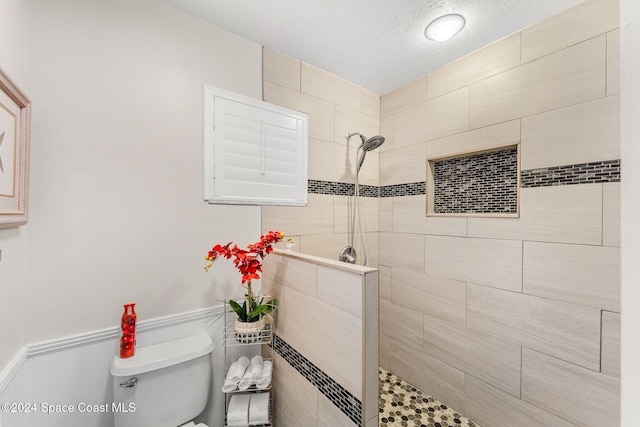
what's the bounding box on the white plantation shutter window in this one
[204,86,308,205]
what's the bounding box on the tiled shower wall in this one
[379,0,621,426]
[261,50,381,266]
[262,0,621,426]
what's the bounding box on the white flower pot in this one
[234,317,266,344]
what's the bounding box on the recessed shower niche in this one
[426,144,520,217]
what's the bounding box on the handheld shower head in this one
[356,135,385,172]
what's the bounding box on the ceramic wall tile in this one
[361,88,380,120]
[308,138,353,182]
[317,265,363,318]
[379,334,391,372]
[395,87,470,147]
[379,198,393,233]
[521,95,620,170]
[272,352,319,427]
[380,77,427,118]
[263,48,300,91]
[603,182,621,247]
[521,0,619,63]
[299,233,349,261]
[380,299,424,351]
[262,194,334,236]
[423,315,521,396]
[607,29,621,95]
[317,392,357,427]
[379,142,426,186]
[425,119,520,160]
[468,185,603,245]
[283,286,362,397]
[428,33,521,100]
[379,232,425,273]
[301,63,362,111]
[601,310,621,378]
[392,195,467,237]
[334,195,379,234]
[467,284,601,370]
[424,235,523,292]
[470,36,606,129]
[378,264,392,301]
[264,80,334,142]
[389,339,466,411]
[465,376,578,427]
[523,241,620,312]
[380,115,394,152]
[262,253,318,298]
[521,348,620,427]
[391,267,467,325]
[334,104,380,146]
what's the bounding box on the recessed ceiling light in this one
[424,14,465,42]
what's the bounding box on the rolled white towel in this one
[250,355,264,380]
[237,364,253,391]
[249,392,270,425]
[227,394,250,426]
[256,360,272,389]
[222,357,251,393]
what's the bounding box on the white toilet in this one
[110,333,214,427]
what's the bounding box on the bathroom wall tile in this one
[352,150,380,187]
[392,195,467,237]
[467,284,601,370]
[299,233,348,261]
[379,142,426,186]
[521,95,620,170]
[379,232,425,273]
[317,265,363,318]
[380,299,424,351]
[428,33,521,100]
[470,36,606,129]
[284,286,362,397]
[318,392,357,427]
[363,270,379,423]
[389,339,466,411]
[607,29,621,95]
[334,105,380,146]
[273,352,319,427]
[380,115,394,152]
[380,76,427,118]
[391,267,466,325]
[334,194,380,234]
[379,198,393,233]
[523,241,620,312]
[264,80,334,142]
[378,264,392,301]
[262,253,318,298]
[308,138,352,182]
[603,182,621,247]
[395,87,470,147]
[263,48,300,91]
[602,311,621,378]
[521,0,619,63]
[379,334,391,370]
[361,88,380,120]
[423,315,521,396]
[465,376,578,427]
[424,236,523,292]
[468,185,603,245]
[426,119,520,160]
[301,63,362,112]
[521,348,620,427]
[262,194,334,236]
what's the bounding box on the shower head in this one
[361,135,385,152]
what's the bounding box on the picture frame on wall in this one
[0,67,31,228]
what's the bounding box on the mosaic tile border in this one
[307,159,621,198]
[520,159,620,188]
[271,334,363,426]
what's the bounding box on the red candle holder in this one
[119,303,137,358]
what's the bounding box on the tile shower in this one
[262,0,621,425]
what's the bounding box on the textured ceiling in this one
[162,0,587,95]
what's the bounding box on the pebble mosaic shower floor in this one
[379,368,480,427]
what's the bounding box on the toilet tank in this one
[110,333,214,427]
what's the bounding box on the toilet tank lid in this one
[110,333,214,377]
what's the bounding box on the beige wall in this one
[261,49,381,266]
[380,0,620,426]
